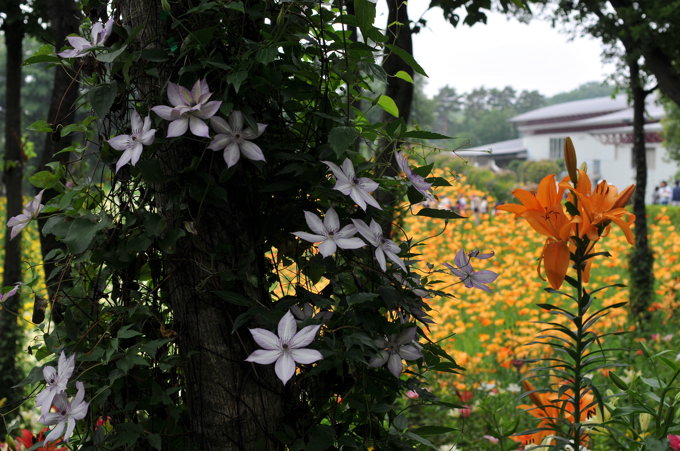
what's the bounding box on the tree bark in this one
[37,0,80,307]
[376,0,414,233]
[382,0,414,126]
[119,2,284,448]
[627,57,654,322]
[0,7,25,435]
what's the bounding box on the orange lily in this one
[513,380,595,447]
[498,175,574,289]
[560,170,635,245]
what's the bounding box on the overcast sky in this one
[376,4,617,98]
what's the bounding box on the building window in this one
[592,159,601,179]
[631,147,656,170]
[549,138,566,160]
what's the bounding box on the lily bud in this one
[612,184,635,209]
[564,137,578,186]
[579,161,588,174]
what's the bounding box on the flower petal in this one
[387,353,403,378]
[167,117,189,138]
[151,105,177,121]
[277,311,297,344]
[335,237,366,250]
[107,134,130,151]
[289,324,321,349]
[210,116,232,135]
[223,143,241,167]
[291,231,325,244]
[246,349,281,365]
[274,352,296,385]
[317,239,337,257]
[194,100,222,120]
[240,140,265,162]
[228,110,244,132]
[189,116,210,138]
[249,328,280,350]
[290,348,322,365]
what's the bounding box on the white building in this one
[461,95,678,203]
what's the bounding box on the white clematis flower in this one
[208,111,267,167]
[245,311,323,385]
[151,79,222,138]
[0,283,21,303]
[41,381,89,444]
[352,218,407,272]
[322,158,382,211]
[58,18,114,58]
[7,189,45,240]
[35,352,76,416]
[395,151,434,200]
[107,110,156,173]
[443,249,498,292]
[368,327,423,378]
[292,208,365,257]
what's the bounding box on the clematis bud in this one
[564,137,578,187]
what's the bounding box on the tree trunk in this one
[0,9,25,435]
[376,0,414,233]
[382,0,414,126]
[37,0,80,309]
[119,2,284,448]
[627,57,654,322]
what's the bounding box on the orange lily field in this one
[401,169,680,394]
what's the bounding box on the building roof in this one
[458,138,527,157]
[511,95,628,123]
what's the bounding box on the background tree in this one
[0,0,27,432]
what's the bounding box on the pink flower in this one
[151,79,222,138]
[208,111,267,167]
[58,18,113,58]
[483,435,499,444]
[107,110,156,173]
[669,434,680,450]
[459,405,472,418]
[395,151,433,200]
[7,190,44,239]
[405,390,419,400]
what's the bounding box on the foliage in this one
[7,0,488,448]
[661,96,680,173]
[546,81,615,106]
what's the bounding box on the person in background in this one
[671,180,680,207]
[658,180,672,205]
[652,186,660,205]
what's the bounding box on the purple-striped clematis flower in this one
[151,79,222,138]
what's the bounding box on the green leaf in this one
[256,47,277,65]
[416,208,465,220]
[96,43,128,63]
[117,325,143,339]
[377,95,399,118]
[385,44,428,77]
[394,70,413,83]
[147,434,162,450]
[24,44,60,65]
[402,130,452,140]
[29,170,60,190]
[224,0,244,12]
[88,83,118,118]
[354,0,376,40]
[347,292,379,307]
[27,120,53,133]
[609,371,628,390]
[328,126,359,155]
[226,70,248,93]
